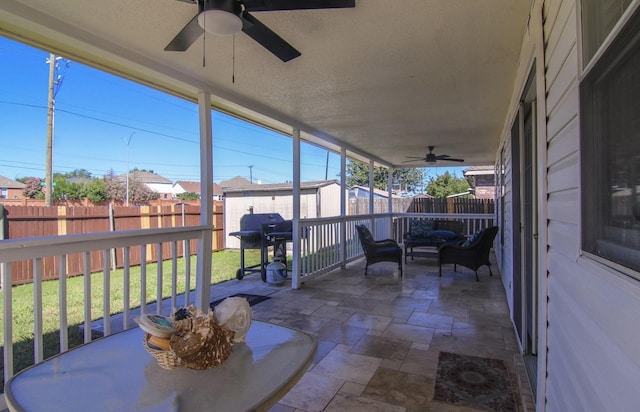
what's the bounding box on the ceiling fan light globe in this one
[197,9,243,35]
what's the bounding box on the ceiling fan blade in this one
[165,15,203,51]
[243,0,355,12]
[401,159,423,163]
[241,12,301,62]
[437,156,465,162]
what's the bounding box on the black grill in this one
[229,213,292,281]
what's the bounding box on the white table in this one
[5,321,316,412]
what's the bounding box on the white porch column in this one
[369,160,375,234]
[388,167,394,237]
[369,160,375,214]
[340,148,347,268]
[195,91,213,311]
[291,129,302,289]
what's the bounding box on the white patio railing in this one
[0,226,209,385]
[0,212,494,391]
[295,212,495,284]
[298,214,393,282]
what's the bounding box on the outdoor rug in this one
[210,293,271,309]
[433,351,517,411]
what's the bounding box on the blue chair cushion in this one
[428,230,458,241]
[375,245,401,255]
[410,219,434,238]
[462,229,483,247]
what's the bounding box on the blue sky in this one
[0,36,463,187]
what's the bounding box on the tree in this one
[106,176,157,204]
[345,160,424,195]
[52,176,84,201]
[85,179,109,203]
[106,178,126,201]
[22,177,44,199]
[177,192,200,200]
[55,169,92,179]
[425,171,471,198]
[131,167,154,174]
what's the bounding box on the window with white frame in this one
[581,0,633,65]
[580,3,640,275]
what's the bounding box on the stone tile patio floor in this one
[208,255,536,412]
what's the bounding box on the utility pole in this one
[45,53,56,206]
[248,165,253,184]
[325,151,329,180]
[44,54,70,206]
[124,132,136,206]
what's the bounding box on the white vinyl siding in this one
[542,0,640,410]
[499,136,516,312]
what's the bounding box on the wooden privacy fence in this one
[408,197,494,214]
[348,197,494,215]
[0,202,224,286]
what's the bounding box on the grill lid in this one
[239,213,285,231]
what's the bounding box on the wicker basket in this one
[143,333,183,370]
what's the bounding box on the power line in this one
[0,100,198,144]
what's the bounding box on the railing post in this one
[2,262,14,380]
[123,247,130,330]
[33,258,44,363]
[58,255,68,351]
[83,252,92,343]
[103,249,111,336]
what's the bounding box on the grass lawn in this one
[0,249,260,392]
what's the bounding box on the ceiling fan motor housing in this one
[197,0,243,35]
[199,0,242,14]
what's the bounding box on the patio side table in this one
[5,321,316,412]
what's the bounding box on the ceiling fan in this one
[403,146,465,165]
[165,0,356,62]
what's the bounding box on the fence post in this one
[0,204,4,289]
[447,198,454,214]
[0,203,5,241]
[108,203,117,270]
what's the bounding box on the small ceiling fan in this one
[403,146,465,165]
[166,0,356,62]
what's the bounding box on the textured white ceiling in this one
[0,0,532,168]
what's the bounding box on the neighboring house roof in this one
[175,181,200,193]
[0,175,26,189]
[67,176,93,185]
[463,166,495,176]
[174,181,223,196]
[413,193,434,199]
[447,191,473,198]
[115,171,172,184]
[223,180,339,194]
[350,185,400,199]
[219,176,252,189]
[146,183,180,194]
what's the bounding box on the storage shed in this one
[223,180,343,249]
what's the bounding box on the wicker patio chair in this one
[438,226,498,281]
[355,224,403,276]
